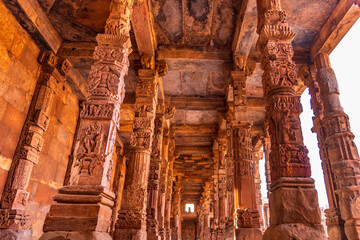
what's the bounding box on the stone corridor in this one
[0,0,359,239]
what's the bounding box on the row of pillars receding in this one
[0,0,360,239]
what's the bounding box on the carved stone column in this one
[299,64,346,240]
[231,57,262,239]
[313,54,360,239]
[253,150,264,230]
[257,2,326,239]
[217,138,227,239]
[110,145,128,237]
[171,178,182,240]
[225,115,235,238]
[147,102,165,240]
[165,132,175,240]
[40,2,133,239]
[262,137,271,196]
[197,182,211,240]
[233,124,262,239]
[157,107,175,240]
[0,51,71,240]
[158,128,169,240]
[211,145,219,240]
[115,56,167,239]
[164,169,174,240]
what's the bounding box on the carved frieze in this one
[235,209,260,229]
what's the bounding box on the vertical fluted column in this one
[313,54,360,239]
[197,182,211,240]
[115,55,167,240]
[231,57,262,239]
[165,132,175,240]
[217,138,227,239]
[257,1,326,239]
[40,2,135,238]
[158,127,169,239]
[0,52,71,239]
[225,115,235,238]
[172,178,182,240]
[253,151,264,230]
[110,146,128,237]
[211,145,219,240]
[299,64,346,240]
[233,124,261,239]
[147,101,165,240]
[262,137,271,196]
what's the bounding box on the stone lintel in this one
[310,0,360,61]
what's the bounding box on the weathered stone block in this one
[235,228,262,240]
[0,229,32,240]
[263,223,326,240]
[269,177,322,225]
[40,230,112,240]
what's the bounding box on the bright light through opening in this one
[185,203,194,213]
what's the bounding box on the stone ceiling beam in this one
[67,65,88,100]
[123,94,266,110]
[168,96,225,109]
[3,0,62,52]
[131,0,156,56]
[232,0,258,56]
[310,0,360,61]
[176,146,213,155]
[172,125,218,136]
[157,48,232,61]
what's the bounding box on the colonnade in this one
[0,0,359,240]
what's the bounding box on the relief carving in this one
[74,122,106,177]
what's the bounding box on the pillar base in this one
[216,230,226,240]
[0,229,32,240]
[327,224,347,240]
[41,185,115,235]
[159,228,166,240]
[40,231,112,240]
[263,223,326,240]
[265,177,327,240]
[148,231,161,240]
[114,228,146,240]
[344,219,360,240]
[325,208,346,240]
[235,228,262,240]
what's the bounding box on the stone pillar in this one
[253,150,264,230]
[171,178,182,240]
[217,138,227,239]
[115,55,167,239]
[313,54,360,239]
[299,64,347,240]
[110,145,128,237]
[203,212,211,240]
[197,182,211,240]
[262,137,271,196]
[40,1,134,238]
[230,57,262,239]
[165,132,175,240]
[147,102,165,240]
[225,115,235,239]
[158,128,169,240]
[233,124,262,239]
[211,151,219,240]
[257,1,326,239]
[0,51,71,240]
